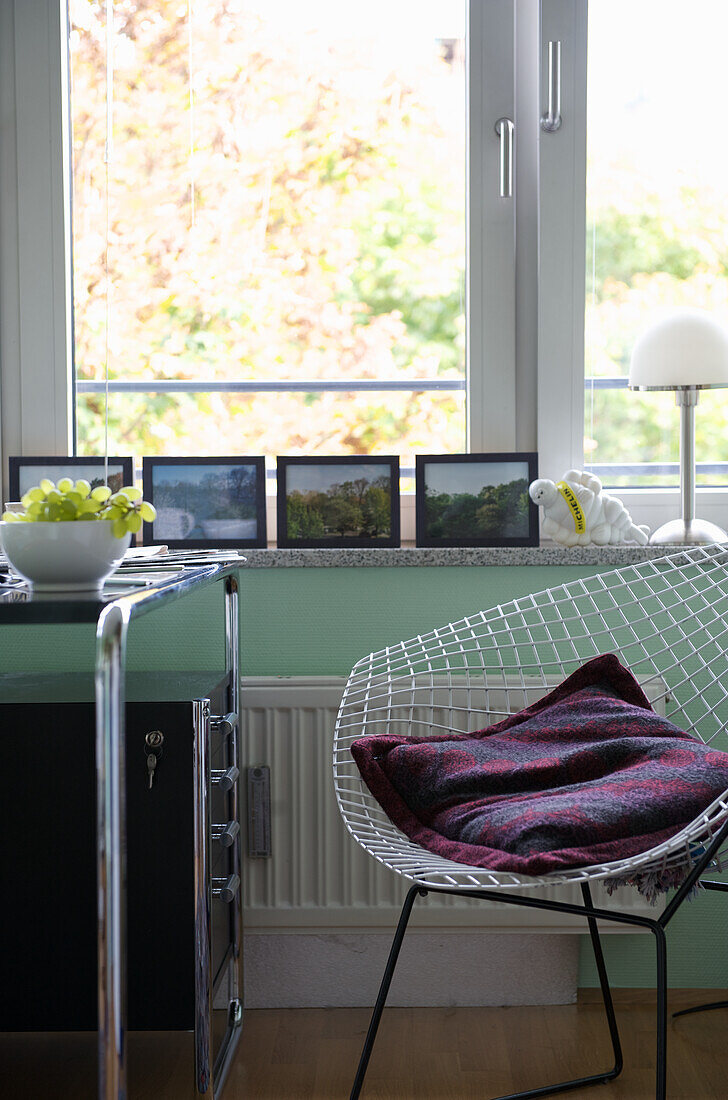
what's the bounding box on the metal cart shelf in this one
[0,555,242,1099]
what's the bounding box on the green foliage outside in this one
[425,479,529,540]
[585,186,728,484]
[70,0,465,465]
[286,478,392,541]
[69,1,728,485]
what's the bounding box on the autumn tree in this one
[70,0,466,463]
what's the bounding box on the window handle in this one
[494,117,514,198]
[540,40,563,132]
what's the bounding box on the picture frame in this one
[415,452,539,547]
[276,455,400,549]
[8,455,135,502]
[142,456,267,548]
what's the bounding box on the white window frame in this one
[537,0,728,533]
[0,0,74,482]
[2,0,722,538]
[536,0,587,479]
[0,0,530,511]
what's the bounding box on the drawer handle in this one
[212,873,240,903]
[211,712,237,736]
[212,820,240,848]
[211,765,240,792]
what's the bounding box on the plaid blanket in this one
[351,654,728,883]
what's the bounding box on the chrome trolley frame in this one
[94,562,242,1099]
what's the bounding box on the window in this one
[5,1,727,536]
[69,0,468,477]
[583,0,728,490]
[0,1,525,508]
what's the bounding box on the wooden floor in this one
[2,993,728,1099]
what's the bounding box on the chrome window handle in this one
[540,40,562,132]
[494,117,514,198]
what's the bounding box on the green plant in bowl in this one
[3,478,156,536]
[0,479,158,591]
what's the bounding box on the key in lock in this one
[144,730,164,789]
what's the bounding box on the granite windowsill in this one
[240,544,699,568]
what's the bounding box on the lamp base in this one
[649,517,728,546]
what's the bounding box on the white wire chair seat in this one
[334,545,728,894]
[335,790,728,894]
[335,545,728,1100]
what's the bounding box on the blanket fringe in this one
[603,847,723,905]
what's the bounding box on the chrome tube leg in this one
[95,603,130,1100]
[350,885,425,1100]
[654,925,668,1100]
[193,698,213,1094]
[224,576,241,968]
[677,390,697,527]
[580,884,622,1079]
[212,574,243,1096]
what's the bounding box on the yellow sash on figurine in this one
[556,481,586,533]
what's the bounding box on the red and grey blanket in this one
[351,654,728,890]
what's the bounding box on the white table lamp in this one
[629,309,728,545]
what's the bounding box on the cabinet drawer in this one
[0,673,236,1033]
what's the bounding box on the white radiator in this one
[240,676,656,934]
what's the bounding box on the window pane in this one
[584,0,728,487]
[76,389,466,467]
[69,0,466,462]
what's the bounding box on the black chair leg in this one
[350,884,425,1100]
[654,924,668,1100]
[581,883,623,1080]
[351,882,631,1100]
[674,997,728,1019]
[673,879,728,1020]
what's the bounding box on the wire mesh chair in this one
[333,545,728,1100]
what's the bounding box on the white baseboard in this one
[243,932,579,1009]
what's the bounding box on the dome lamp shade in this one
[629,309,728,390]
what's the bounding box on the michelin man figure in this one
[529,470,650,547]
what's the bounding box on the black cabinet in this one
[0,671,241,1085]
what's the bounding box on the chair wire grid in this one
[333,546,728,892]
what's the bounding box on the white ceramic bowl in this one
[0,520,131,591]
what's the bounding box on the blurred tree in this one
[286,491,325,538]
[585,184,728,483]
[362,483,392,536]
[70,0,466,463]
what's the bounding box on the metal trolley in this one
[0,554,243,1099]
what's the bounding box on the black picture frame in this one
[142,456,267,548]
[415,452,539,547]
[276,455,400,549]
[8,455,135,502]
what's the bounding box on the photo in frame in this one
[8,455,135,502]
[276,456,400,548]
[142,456,267,548]
[415,452,539,547]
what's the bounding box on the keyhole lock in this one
[144,730,165,789]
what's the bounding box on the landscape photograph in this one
[282,461,396,544]
[12,458,134,500]
[418,456,536,545]
[148,461,263,543]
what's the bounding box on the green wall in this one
[2,561,726,989]
[238,565,599,677]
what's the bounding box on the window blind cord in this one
[103,0,114,488]
[189,0,195,231]
[588,218,596,469]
